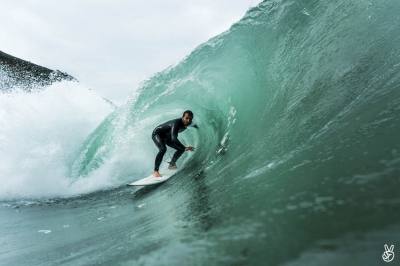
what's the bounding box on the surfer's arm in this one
[170,122,186,151]
[191,124,199,129]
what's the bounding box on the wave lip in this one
[0,50,75,92]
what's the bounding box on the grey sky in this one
[1,0,259,104]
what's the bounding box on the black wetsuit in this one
[152,118,187,171]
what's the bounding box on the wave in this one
[3,0,400,207]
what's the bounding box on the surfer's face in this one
[182,114,193,127]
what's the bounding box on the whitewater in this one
[0,82,113,198]
[1,0,400,265]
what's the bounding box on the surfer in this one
[152,110,198,177]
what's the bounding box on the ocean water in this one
[1,0,400,265]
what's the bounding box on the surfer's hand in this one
[185,146,194,151]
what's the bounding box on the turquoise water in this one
[2,0,400,265]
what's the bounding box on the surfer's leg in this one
[170,150,184,167]
[166,141,184,167]
[152,134,166,171]
[165,152,181,170]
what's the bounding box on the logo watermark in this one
[382,244,395,263]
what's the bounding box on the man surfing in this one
[151,110,197,177]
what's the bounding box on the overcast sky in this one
[1,0,260,104]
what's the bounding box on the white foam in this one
[0,81,113,200]
[38,229,52,234]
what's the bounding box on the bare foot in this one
[153,171,162,178]
[168,164,177,170]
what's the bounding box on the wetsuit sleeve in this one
[171,121,186,151]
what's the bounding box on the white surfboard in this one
[128,169,177,186]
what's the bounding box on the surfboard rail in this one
[128,169,177,186]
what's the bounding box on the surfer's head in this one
[182,110,193,127]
